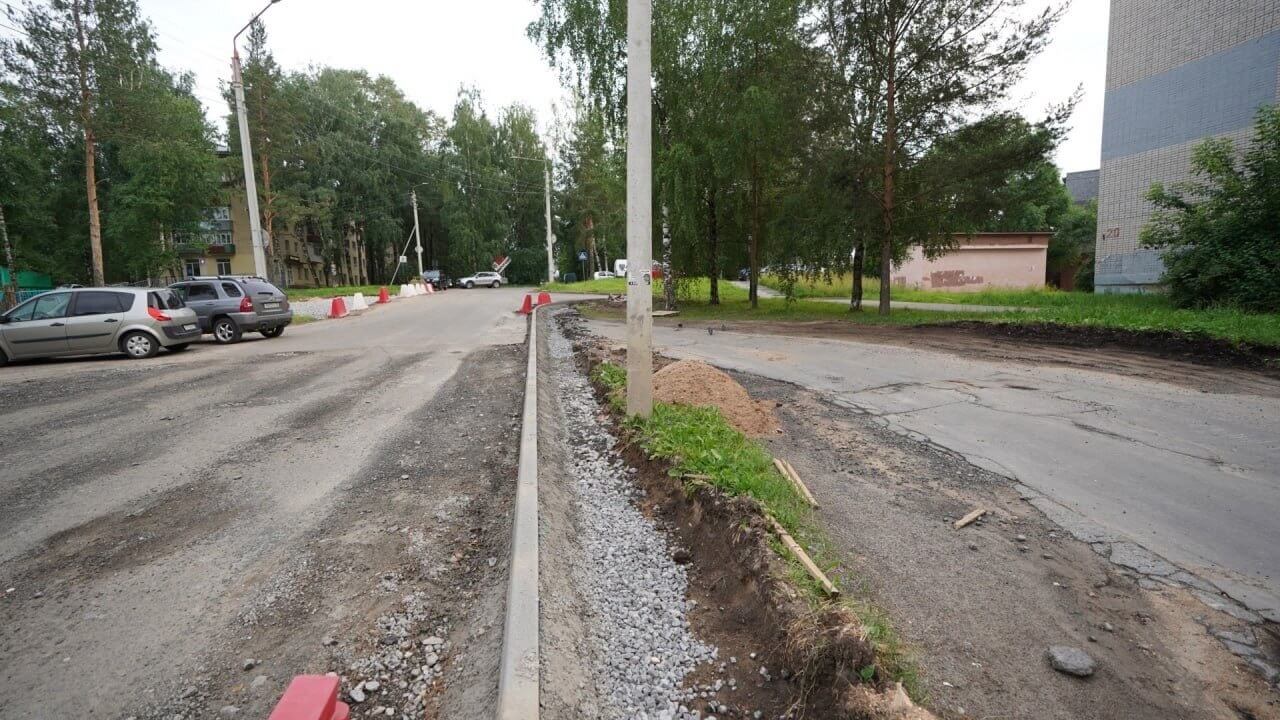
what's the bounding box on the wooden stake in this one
[953,507,986,529]
[767,516,839,597]
[779,459,819,508]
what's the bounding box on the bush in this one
[1141,106,1280,312]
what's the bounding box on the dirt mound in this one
[652,359,779,436]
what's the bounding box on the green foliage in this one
[1141,106,1280,312]
[1051,200,1096,290]
[1,0,219,283]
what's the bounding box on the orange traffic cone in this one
[328,297,348,319]
[377,287,390,304]
[517,294,533,314]
[537,291,552,306]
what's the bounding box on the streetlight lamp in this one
[231,0,284,280]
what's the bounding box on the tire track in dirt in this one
[115,344,526,720]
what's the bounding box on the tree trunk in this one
[749,160,762,309]
[707,186,719,306]
[878,42,897,317]
[661,205,675,310]
[850,239,864,311]
[72,0,104,286]
[1,204,16,310]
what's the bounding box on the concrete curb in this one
[496,304,540,719]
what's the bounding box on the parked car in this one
[455,271,503,289]
[420,269,448,290]
[0,287,200,364]
[169,276,292,344]
[592,270,615,280]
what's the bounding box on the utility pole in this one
[625,0,653,418]
[231,1,283,280]
[1,204,17,310]
[543,161,555,283]
[411,188,424,278]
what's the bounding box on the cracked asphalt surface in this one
[588,319,1280,623]
[0,288,560,719]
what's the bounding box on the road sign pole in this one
[625,0,653,417]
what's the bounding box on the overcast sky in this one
[136,0,1107,174]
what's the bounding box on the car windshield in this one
[149,289,186,310]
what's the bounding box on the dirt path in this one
[739,372,1279,720]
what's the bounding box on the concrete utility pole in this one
[411,188,424,278]
[544,161,556,283]
[231,0,283,280]
[625,0,654,418]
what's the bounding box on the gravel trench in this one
[546,310,716,719]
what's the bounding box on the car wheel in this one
[213,317,242,344]
[491,281,500,288]
[465,281,474,289]
[0,347,8,367]
[120,331,158,359]
[261,326,284,339]
[167,343,191,353]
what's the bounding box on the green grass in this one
[557,275,1280,347]
[284,284,399,301]
[542,277,629,294]
[591,361,920,695]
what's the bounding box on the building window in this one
[217,259,232,275]
[184,259,200,278]
[209,206,230,222]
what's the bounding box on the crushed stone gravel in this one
[548,310,717,719]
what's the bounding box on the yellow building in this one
[177,193,369,289]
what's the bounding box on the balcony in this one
[175,241,236,256]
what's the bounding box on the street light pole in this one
[625,0,653,418]
[231,0,283,280]
[543,161,555,283]
[411,188,424,278]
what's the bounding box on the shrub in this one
[1141,105,1280,312]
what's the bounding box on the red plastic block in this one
[268,675,350,720]
[536,291,552,306]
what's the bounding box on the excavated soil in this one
[653,359,781,436]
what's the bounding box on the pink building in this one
[892,232,1050,292]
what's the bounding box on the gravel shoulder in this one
[538,310,802,719]
[738,372,1280,720]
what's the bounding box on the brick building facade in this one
[1096,0,1280,292]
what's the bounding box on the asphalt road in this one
[590,319,1280,622]
[0,287,547,719]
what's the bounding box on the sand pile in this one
[652,359,779,436]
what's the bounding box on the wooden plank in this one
[772,458,805,502]
[780,459,819,508]
[953,507,986,529]
[767,516,839,597]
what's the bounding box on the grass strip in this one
[548,276,1280,347]
[590,360,920,696]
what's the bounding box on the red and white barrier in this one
[328,297,348,319]
[351,292,369,311]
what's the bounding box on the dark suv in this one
[169,276,292,344]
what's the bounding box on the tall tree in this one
[3,0,218,284]
[838,0,1064,314]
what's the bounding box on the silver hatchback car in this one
[0,287,201,365]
